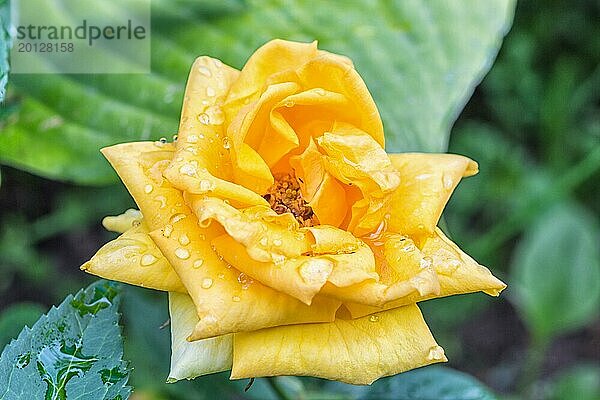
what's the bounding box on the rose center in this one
[263,173,317,227]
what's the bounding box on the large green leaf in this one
[0,0,514,184]
[0,280,130,400]
[511,202,600,341]
[325,366,497,400]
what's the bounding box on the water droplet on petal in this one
[232,295,241,302]
[284,100,294,107]
[170,213,186,224]
[238,272,253,289]
[443,175,454,189]
[163,224,173,237]
[315,88,326,96]
[206,86,216,97]
[154,195,167,208]
[299,259,332,285]
[205,106,224,125]
[402,243,416,252]
[179,163,197,176]
[197,113,210,125]
[175,248,190,259]
[193,259,204,269]
[369,314,380,322]
[159,137,167,143]
[198,65,212,77]
[259,237,268,246]
[427,345,445,361]
[140,254,158,266]
[217,273,225,279]
[201,277,213,289]
[172,134,178,142]
[144,184,153,194]
[179,233,190,245]
[273,239,282,247]
[199,179,215,192]
[222,136,231,149]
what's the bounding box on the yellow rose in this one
[82,39,506,385]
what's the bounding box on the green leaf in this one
[550,364,600,400]
[325,366,497,400]
[1,0,515,184]
[511,202,600,340]
[0,0,10,101]
[0,280,130,400]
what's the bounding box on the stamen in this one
[263,173,317,227]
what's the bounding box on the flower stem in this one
[266,377,293,400]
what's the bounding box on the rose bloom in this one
[82,40,506,385]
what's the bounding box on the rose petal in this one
[344,228,506,318]
[81,221,185,293]
[231,304,445,385]
[168,292,232,382]
[387,153,479,238]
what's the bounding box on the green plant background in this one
[1,0,599,399]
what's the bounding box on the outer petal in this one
[80,221,185,293]
[387,153,478,238]
[168,292,232,382]
[344,228,507,318]
[231,304,446,385]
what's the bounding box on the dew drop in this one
[179,163,197,176]
[172,134,178,142]
[154,195,167,208]
[197,113,210,125]
[206,86,216,97]
[284,100,294,107]
[198,65,212,77]
[163,224,173,238]
[299,259,332,285]
[217,273,225,279]
[443,175,454,189]
[273,238,282,247]
[222,136,231,149]
[259,237,268,246]
[213,59,223,68]
[175,248,190,259]
[232,295,241,302]
[315,88,326,96]
[402,243,416,252]
[179,233,190,246]
[205,106,224,125]
[199,179,215,192]
[427,345,445,361]
[144,184,153,194]
[170,213,187,224]
[201,277,213,289]
[238,272,253,289]
[159,137,167,143]
[187,134,199,143]
[192,259,204,269]
[369,315,380,323]
[140,254,158,266]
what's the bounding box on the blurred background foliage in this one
[0,0,599,399]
